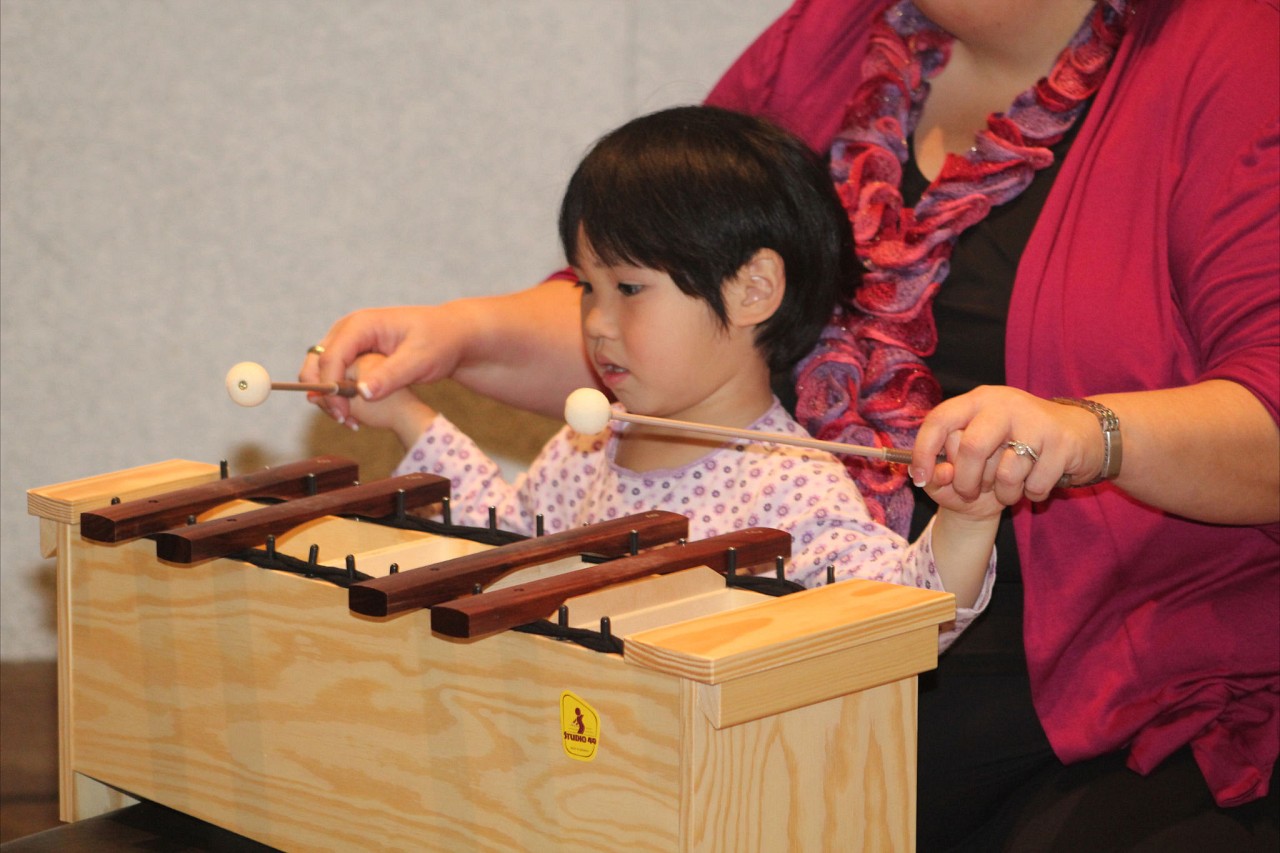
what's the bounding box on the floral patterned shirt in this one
[395,398,993,648]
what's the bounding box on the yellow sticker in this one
[560,691,600,761]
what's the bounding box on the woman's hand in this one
[299,278,594,426]
[911,385,1104,507]
[911,381,1280,525]
[300,304,473,427]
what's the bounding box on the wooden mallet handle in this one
[226,361,359,407]
[564,388,915,465]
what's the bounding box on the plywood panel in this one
[685,679,917,852]
[64,527,687,851]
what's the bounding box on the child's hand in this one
[924,472,1005,521]
[921,432,1010,522]
[344,353,437,446]
[923,431,1005,610]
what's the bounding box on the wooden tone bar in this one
[151,472,449,563]
[79,455,360,543]
[430,527,791,638]
[348,510,690,617]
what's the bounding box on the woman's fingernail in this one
[911,469,926,488]
[358,381,373,400]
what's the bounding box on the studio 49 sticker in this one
[560,691,600,761]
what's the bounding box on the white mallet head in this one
[564,387,613,435]
[225,361,272,407]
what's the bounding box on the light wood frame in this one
[29,460,954,851]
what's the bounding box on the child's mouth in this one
[596,362,629,388]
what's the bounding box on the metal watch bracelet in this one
[1052,397,1122,486]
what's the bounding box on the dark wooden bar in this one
[151,473,450,564]
[430,527,792,638]
[79,456,360,543]
[347,510,691,617]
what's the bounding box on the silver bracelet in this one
[1052,397,1122,486]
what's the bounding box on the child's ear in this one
[726,249,785,328]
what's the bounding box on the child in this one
[348,105,999,646]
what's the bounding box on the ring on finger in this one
[1005,440,1040,463]
[307,344,326,356]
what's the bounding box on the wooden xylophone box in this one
[28,457,955,851]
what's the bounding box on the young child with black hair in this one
[348,105,999,646]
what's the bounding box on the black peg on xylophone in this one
[487,506,497,532]
[305,473,318,497]
[187,514,196,526]
[394,489,406,520]
[265,534,276,561]
[600,616,613,644]
[629,530,639,556]
[306,544,319,578]
[220,460,228,479]
[558,604,569,630]
[111,496,121,505]
[441,496,452,526]
[775,555,785,580]
[536,514,545,537]
[827,564,836,585]
[345,554,356,581]
[389,563,399,575]
[473,583,483,596]
[725,546,738,586]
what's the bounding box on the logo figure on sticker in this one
[560,691,600,761]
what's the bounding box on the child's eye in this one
[618,283,643,296]
[575,279,593,294]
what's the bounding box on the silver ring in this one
[307,344,326,356]
[1005,440,1040,463]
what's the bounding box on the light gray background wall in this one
[0,0,791,660]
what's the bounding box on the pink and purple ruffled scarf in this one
[794,0,1129,534]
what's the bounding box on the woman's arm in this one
[301,277,593,425]
[1086,382,1278,525]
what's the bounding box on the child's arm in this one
[342,351,551,537]
[922,441,1024,609]
[345,353,437,449]
[926,501,1001,611]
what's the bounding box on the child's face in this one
[575,239,760,426]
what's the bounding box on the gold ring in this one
[307,345,326,356]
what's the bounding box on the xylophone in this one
[29,456,955,852]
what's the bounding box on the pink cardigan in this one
[708,0,1280,806]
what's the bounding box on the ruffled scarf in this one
[794,0,1129,534]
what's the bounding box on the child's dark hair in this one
[558,105,855,373]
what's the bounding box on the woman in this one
[303,1,1279,848]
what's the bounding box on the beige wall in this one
[0,0,790,660]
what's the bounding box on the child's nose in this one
[581,300,615,339]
